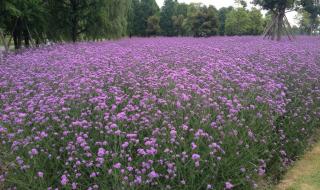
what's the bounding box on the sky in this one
[155,0,298,25]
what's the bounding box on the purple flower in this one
[148,171,159,179]
[29,148,39,157]
[113,163,121,169]
[97,148,106,157]
[192,154,200,161]
[90,172,97,178]
[37,171,44,178]
[191,142,197,150]
[61,175,68,186]
[225,182,234,189]
[121,142,129,148]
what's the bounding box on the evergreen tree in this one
[160,0,177,36]
[129,0,159,36]
[188,5,219,37]
[218,7,234,35]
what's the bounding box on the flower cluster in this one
[0,37,319,190]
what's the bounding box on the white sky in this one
[155,0,298,25]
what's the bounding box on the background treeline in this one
[130,1,265,37]
[0,0,131,49]
[0,0,319,50]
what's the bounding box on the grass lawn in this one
[276,141,320,190]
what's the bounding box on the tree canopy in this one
[0,0,319,50]
[253,0,320,40]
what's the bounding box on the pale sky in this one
[155,0,298,25]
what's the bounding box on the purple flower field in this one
[0,37,320,190]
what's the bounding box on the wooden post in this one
[284,15,295,39]
[262,11,294,41]
[25,21,35,48]
[282,22,292,41]
[263,14,277,39]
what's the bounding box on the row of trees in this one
[129,0,266,37]
[0,0,131,50]
[0,0,320,50]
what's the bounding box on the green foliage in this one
[225,8,251,36]
[297,10,320,34]
[225,8,264,36]
[3,0,316,48]
[147,15,161,36]
[160,0,177,36]
[218,7,234,35]
[299,0,320,34]
[47,0,131,42]
[172,15,185,36]
[248,8,264,35]
[128,0,159,36]
[235,0,248,8]
[0,0,47,48]
[253,0,296,11]
[188,5,220,37]
[0,0,131,48]
[176,2,188,16]
[171,3,189,36]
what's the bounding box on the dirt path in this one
[276,141,320,190]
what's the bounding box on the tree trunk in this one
[24,30,30,48]
[13,18,22,49]
[71,0,79,42]
[0,31,9,52]
[13,29,21,50]
[277,10,285,41]
[263,7,292,41]
[71,24,77,42]
[35,38,40,46]
[271,14,278,40]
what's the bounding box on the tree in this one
[180,3,202,36]
[146,15,160,36]
[172,14,185,36]
[172,2,189,36]
[300,0,320,34]
[291,25,302,34]
[235,0,248,8]
[127,0,136,37]
[176,2,189,16]
[218,6,234,35]
[0,0,47,49]
[128,0,159,36]
[102,0,131,39]
[48,1,91,42]
[140,0,159,36]
[127,0,143,36]
[225,8,251,36]
[160,0,177,36]
[188,5,219,37]
[253,0,296,41]
[248,8,264,35]
[47,0,129,42]
[296,9,319,34]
